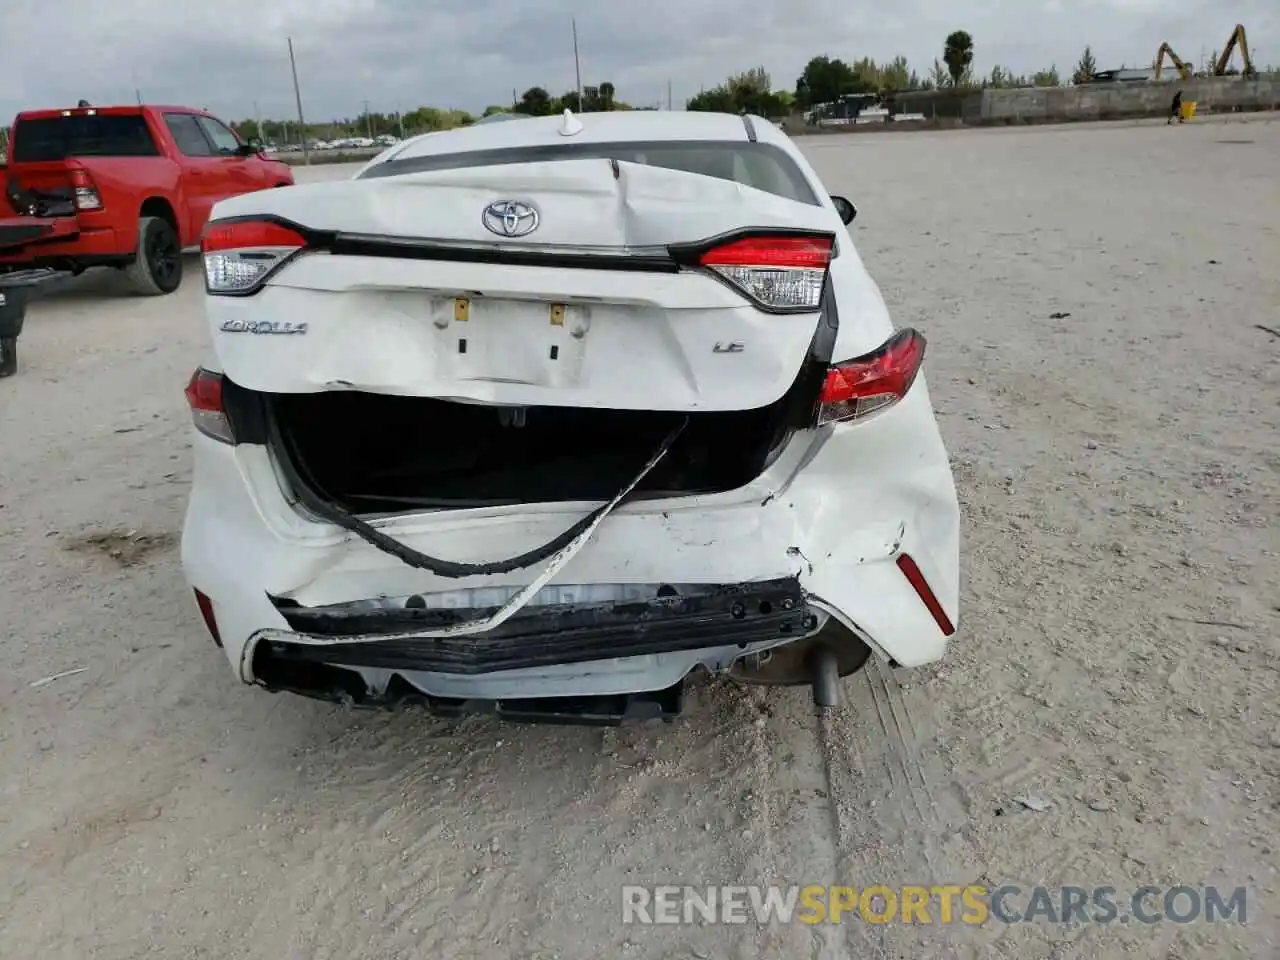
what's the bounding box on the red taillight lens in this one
[184,367,234,443]
[698,233,833,312]
[67,166,101,211]
[193,589,223,647]
[699,235,834,269]
[817,329,926,425]
[201,220,305,252]
[201,219,306,295]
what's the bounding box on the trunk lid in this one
[207,159,837,413]
[212,156,829,249]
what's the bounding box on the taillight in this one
[68,167,101,211]
[184,367,234,443]
[697,233,834,312]
[201,219,306,295]
[817,329,926,425]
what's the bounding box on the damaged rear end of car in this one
[181,142,959,723]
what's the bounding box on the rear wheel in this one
[124,216,183,296]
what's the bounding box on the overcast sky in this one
[1,1,1275,122]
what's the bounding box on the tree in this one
[794,55,862,108]
[687,85,736,112]
[943,31,975,87]
[879,55,914,92]
[598,81,616,110]
[726,66,773,113]
[557,91,582,112]
[1032,65,1061,87]
[481,104,507,117]
[686,67,786,117]
[1072,46,1097,85]
[929,58,950,89]
[518,86,553,116]
[850,57,881,91]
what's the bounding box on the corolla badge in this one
[482,199,539,238]
[220,319,308,335]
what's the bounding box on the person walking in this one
[1169,90,1183,124]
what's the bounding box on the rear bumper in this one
[264,576,808,674]
[182,380,961,701]
[0,226,127,266]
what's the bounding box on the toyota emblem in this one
[482,199,540,238]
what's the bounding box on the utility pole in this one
[287,37,310,165]
[397,110,405,139]
[364,99,372,138]
[254,100,264,142]
[667,80,672,110]
[572,18,583,108]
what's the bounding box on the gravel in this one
[1,115,1277,959]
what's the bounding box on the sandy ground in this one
[1,117,1277,960]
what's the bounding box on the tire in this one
[124,216,183,296]
[0,336,17,378]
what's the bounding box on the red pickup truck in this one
[0,104,294,295]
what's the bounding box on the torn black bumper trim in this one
[251,661,687,725]
[264,576,809,675]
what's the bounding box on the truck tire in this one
[125,216,183,296]
[0,336,17,378]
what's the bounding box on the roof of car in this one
[384,111,774,164]
[15,104,210,120]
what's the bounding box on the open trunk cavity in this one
[266,389,807,514]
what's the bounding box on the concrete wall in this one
[882,78,1279,126]
[890,89,983,120]
[981,78,1280,122]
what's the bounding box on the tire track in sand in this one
[815,658,970,958]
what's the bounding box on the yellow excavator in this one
[1213,24,1255,77]
[1153,42,1194,80]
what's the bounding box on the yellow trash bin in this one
[1180,100,1197,121]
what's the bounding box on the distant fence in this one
[880,76,1279,126]
[274,147,383,166]
[979,77,1279,123]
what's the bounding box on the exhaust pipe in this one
[809,644,841,709]
[730,621,871,700]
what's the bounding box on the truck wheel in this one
[125,216,183,296]
[0,336,17,378]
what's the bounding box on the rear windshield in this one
[11,114,159,162]
[359,140,819,205]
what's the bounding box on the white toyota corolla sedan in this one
[181,109,960,723]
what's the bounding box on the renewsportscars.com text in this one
[621,884,1248,926]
